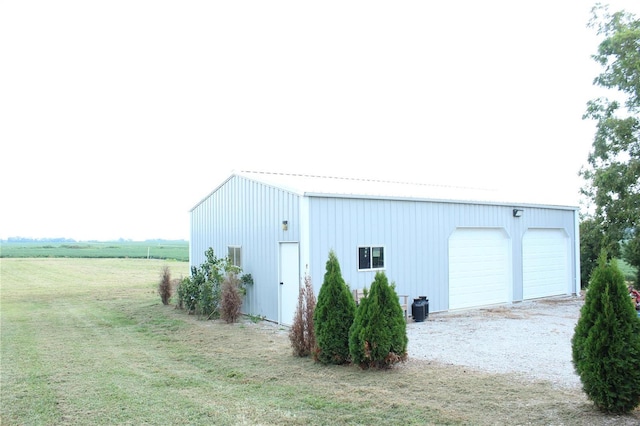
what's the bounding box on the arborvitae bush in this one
[220,273,243,323]
[571,252,640,413]
[289,274,316,357]
[313,250,355,365]
[158,265,172,305]
[349,272,408,369]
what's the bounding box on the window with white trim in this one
[358,246,385,270]
[228,246,242,268]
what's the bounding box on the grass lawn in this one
[619,258,638,283]
[1,258,639,425]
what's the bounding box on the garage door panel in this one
[449,228,510,310]
[523,229,569,300]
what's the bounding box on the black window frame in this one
[357,245,385,271]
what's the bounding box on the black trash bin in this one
[419,296,429,319]
[412,298,426,322]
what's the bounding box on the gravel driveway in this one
[406,296,584,389]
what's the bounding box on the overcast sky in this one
[2,1,639,241]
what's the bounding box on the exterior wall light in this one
[513,209,523,218]
[282,220,288,231]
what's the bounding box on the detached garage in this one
[190,171,580,324]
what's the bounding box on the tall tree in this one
[580,217,606,288]
[580,4,640,277]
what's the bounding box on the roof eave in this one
[302,191,579,211]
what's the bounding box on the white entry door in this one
[279,242,300,326]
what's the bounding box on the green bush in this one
[349,272,408,369]
[313,250,355,365]
[176,248,241,319]
[197,278,218,319]
[571,252,640,413]
[240,273,254,296]
[289,274,316,357]
[176,275,199,312]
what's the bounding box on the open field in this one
[0,240,189,261]
[2,258,639,425]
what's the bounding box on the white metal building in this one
[190,171,580,325]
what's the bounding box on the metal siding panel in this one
[416,202,432,302]
[305,197,579,313]
[193,181,577,318]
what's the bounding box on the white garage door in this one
[449,228,510,310]
[523,229,569,300]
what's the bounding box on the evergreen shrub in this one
[349,271,408,369]
[571,252,640,413]
[313,250,355,364]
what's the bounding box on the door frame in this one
[278,242,300,325]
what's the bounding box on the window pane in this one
[228,247,241,268]
[372,247,384,268]
[235,248,241,268]
[358,247,370,269]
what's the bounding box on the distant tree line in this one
[4,237,77,243]
[2,237,187,243]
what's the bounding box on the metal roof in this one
[232,170,578,210]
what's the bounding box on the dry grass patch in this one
[1,259,639,425]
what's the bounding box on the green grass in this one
[619,258,638,283]
[0,240,189,261]
[2,258,638,425]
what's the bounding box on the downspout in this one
[299,195,311,287]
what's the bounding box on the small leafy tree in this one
[176,248,241,319]
[571,252,640,413]
[349,272,408,369]
[289,274,316,357]
[313,250,355,365]
[158,265,172,305]
[220,273,243,323]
